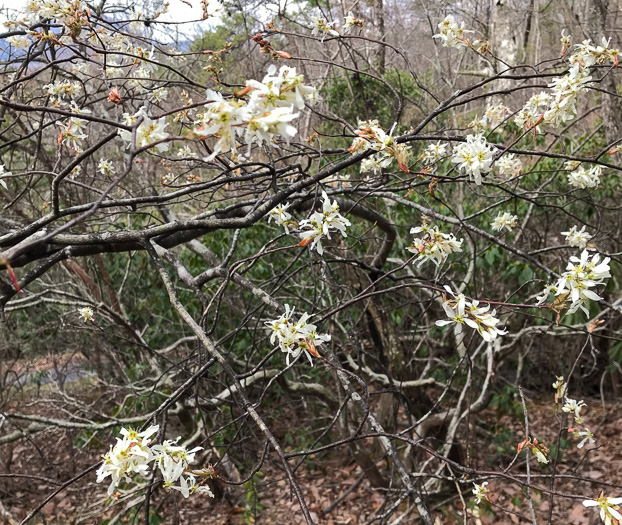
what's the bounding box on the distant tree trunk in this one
[373,0,386,74]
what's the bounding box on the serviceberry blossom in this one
[543,63,592,126]
[515,91,551,130]
[570,37,619,68]
[298,191,351,255]
[552,250,611,316]
[552,376,567,404]
[98,160,115,176]
[343,12,364,33]
[582,494,622,525]
[433,15,472,48]
[562,397,586,424]
[561,225,592,248]
[436,286,507,342]
[472,482,490,505]
[570,427,595,449]
[407,224,463,267]
[468,115,487,133]
[420,141,448,165]
[491,212,518,232]
[266,304,331,365]
[44,79,81,103]
[0,163,11,190]
[97,425,215,498]
[496,153,523,177]
[484,104,509,127]
[451,134,496,185]
[312,17,339,39]
[177,145,198,158]
[560,30,573,57]
[567,164,602,189]
[118,108,169,153]
[267,202,296,233]
[7,35,30,49]
[246,65,318,111]
[517,437,550,464]
[79,307,94,322]
[350,120,411,173]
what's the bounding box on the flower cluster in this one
[514,91,551,130]
[567,164,602,189]
[407,224,463,267]
[570,37,619,68]
[491,212,518,233]
[195,65,316,160]
[350,120,411,174]
[96,425,214,498]
[119,108,169,153]
[420,141,448,165]
[562,397,586,424]
[267,203,296,233]
[298,192,351,255]
[436,286,507,342]
[343,12,364,33]
[79,307,94,322]
[433,15,472,48]
[495,153,523,177]
[543,63,592,126]
[552,376,567,404]
[517,437,550,464]
[561,225,592,249]
[266,304,330,365]
[484,104,509,127]
[451,134,496,185]
[552,250,611,316]
[583,493,622,525]
[472,482,490,505]
[312,18,339,39]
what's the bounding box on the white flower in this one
[553,250,610,316]
[583,494,622,525]
[562,397,586,424]
[536,283,558,304]
[543,63,591,126]
[452,134,495,185]
[515,91,551,130]
[436,286,507,342]
[98,160,115,176]
[247,65,318,111]
[573,428,595,449]
[351,120,410,173]
[496,153,523,177]
[561,225,592,249]
[0,164,12,190]
[298,191,351,256]
[491,212,518,232]
[567,164,602,189]
[312,17,339,39]
[485,104,509,127]
[570,37,619,68]
[266,304,331,365]
[79,307,94,322]
[177,145,198,158]
[343,12,364,33]
[433,15,472,48]
[420,141,448,165]
[118,108,169,153]
[149,87,169,104]
[468,115,487,134]
[472,482,489,505]
[267,202,295,233]
[407,224,463,267]
[7,35,30,49]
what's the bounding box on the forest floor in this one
[1,385,621,525]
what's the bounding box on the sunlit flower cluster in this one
[543,63,592,126]
[451,134,496,185]
[491,212,518,233]
[266,304,330,365]
[514,91,551,130]
[407,224,463,267]
[436,286,507,342]
[96,425,214,498]
[194,66,316,160]
[433,15,472,48]
[298,191,351,255]
[561,225,592,249]
[570,37,619,68]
